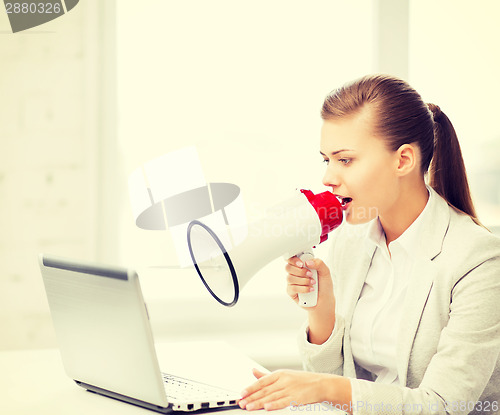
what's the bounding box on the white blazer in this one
[298,187,500,415]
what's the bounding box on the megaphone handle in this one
[297,251,317,307]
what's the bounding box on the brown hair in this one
[321,74,479,223]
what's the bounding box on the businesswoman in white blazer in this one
[239,75,500,414]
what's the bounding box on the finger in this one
[244,389,287,411]
[302,258,330,276]
[286,274,315,286]
[286,283,314,297]
[286,256,304,268]
[240,372,277,399]
[285,261,309,276]
[285,263,313,278]
[264,397,293,411]
[286,286,299,303]
[252,368,267,379]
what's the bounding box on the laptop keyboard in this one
[161,373,238,402]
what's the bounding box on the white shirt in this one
[349,188,431,385]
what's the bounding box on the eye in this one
[322,158,330,165]
[338,158,352,165]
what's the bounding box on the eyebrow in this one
[320,149,354,157]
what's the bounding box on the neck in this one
[379,180,429,245]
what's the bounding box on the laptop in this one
[38,254,242,413]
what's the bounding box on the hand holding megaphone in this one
[285,255,334,312]
[187,189,344,307]
[294,251,319,307]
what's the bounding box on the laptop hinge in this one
[75,380,173,414]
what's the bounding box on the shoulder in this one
[428,197,500,294]
[422,187,500,265]
[444,206,500,266]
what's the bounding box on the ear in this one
[395,144,417,176]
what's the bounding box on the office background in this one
[1,0,499,370]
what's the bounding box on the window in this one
[408,0,500,230]
[115,0,373,367]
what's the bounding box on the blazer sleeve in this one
[297,314,345,375]
[296,222,347,376]
[349,252,500,415]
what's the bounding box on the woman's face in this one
[320,109,401,225]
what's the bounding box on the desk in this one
[2,342,325,415]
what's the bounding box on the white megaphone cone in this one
[187,189,343,307]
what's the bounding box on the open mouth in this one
[337,197,352,207]
[341,197,352,207]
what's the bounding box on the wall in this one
[409,0,500,228]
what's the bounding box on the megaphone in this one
[187,189,344,307]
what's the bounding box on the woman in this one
[238,75,500,414]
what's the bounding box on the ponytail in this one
[427,104,479,223]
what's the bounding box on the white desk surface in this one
[1,341,299,415]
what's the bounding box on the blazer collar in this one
[419,186,451,260]
[343,186,450,327]
[363,186,449,261]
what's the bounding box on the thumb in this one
[252,368,267,379]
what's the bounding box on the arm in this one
[240,254,500,414]
[239,258,352,411]
[285,256,345,374]
[285,257,336,345]
[290,243,346,375]
[239,369,353,413]
[347,254,500,415]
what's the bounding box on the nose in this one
[322,164,341,189]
